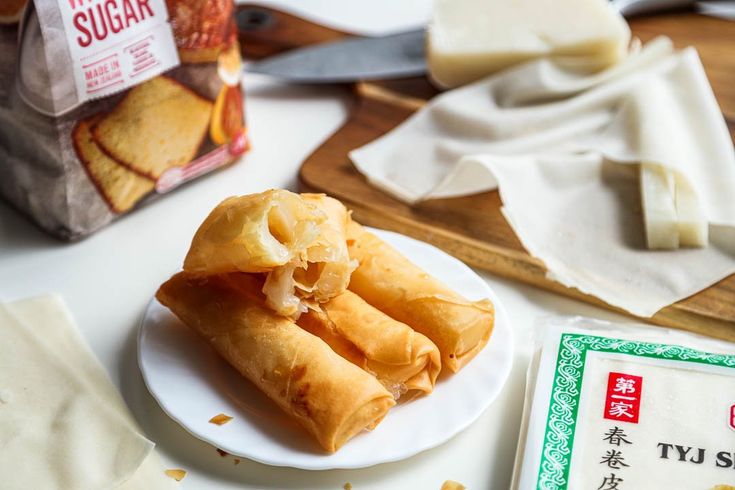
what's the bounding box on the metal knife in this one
[245,27,426,83]
[242,0,697,84]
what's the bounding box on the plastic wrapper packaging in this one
[512,316,735,490]
[0,0,248,240]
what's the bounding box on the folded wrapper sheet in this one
[156,272,396,453]
[350,37,735,317]
[298,290,442,398]
[346,222,494,373]
[0,296,175,490]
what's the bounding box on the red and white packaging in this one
[49,0,179,108]
[0,0,248,240]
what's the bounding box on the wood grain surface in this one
[239,6,735,340]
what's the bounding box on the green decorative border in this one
[536,333,735,490]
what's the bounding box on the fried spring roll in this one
[298,290,441,398]
[156,272,395,453]
[346,222,494,373]
[184,189,325,275]
[263,194,357,317]
[299,194,357,301]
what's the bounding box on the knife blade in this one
[246,28,426,83]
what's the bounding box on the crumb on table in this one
[209,413,234,425]
[164,469,187,481]
[441,480,466,490]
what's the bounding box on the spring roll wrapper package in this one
[0,295,175,489]
[0,0,247,240]
[350,37,735,317]
[511,316,735,490]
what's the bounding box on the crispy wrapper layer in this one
[346,222,494,373]
[300,194,357,301]
[73,118,154,214]
[92,76,213,179]
[298,290,441,397]
[264,194,357,316]
[184,190,325,275]
[156,272,395,452]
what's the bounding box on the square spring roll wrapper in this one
[298,290,441,398]
[346,222,495,373]
[156,272,395,453]
[183,189,325,275]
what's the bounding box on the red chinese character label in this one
[729,404,735,431]
[604,372,643,424]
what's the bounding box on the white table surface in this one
[0,1,632,488]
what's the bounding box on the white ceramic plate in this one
[138,228,514,470]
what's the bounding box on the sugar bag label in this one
[54,0,179,104]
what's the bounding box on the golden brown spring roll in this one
[346,222,494,373]
[184,189,325,275]
[297,290,441,398]
[299,194,357,301]
[156,272,395,453]
[263,194,357,317]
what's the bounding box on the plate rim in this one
[137,227,515,470]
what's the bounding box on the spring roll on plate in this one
[156,272,395,453]
[184,190,356,318]
[299,194,357,301]
[263,194,357,316]
[298,290,441,398]
[346,222,494,373]
[183,189,325,275]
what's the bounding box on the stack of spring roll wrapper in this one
[157,189,495,452]
[0,296,176,490]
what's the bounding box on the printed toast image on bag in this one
[90,76,214,180]
[72,116,156,214]
[0,0,248,240]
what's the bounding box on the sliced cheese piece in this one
[674,172,708,248]
[427,0,631,88]
[640,163,679,250]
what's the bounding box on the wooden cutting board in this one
[238,5,735,341]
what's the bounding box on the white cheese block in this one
[640,163,679,249]
[427,0,631,88]
[674,172,708,247]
